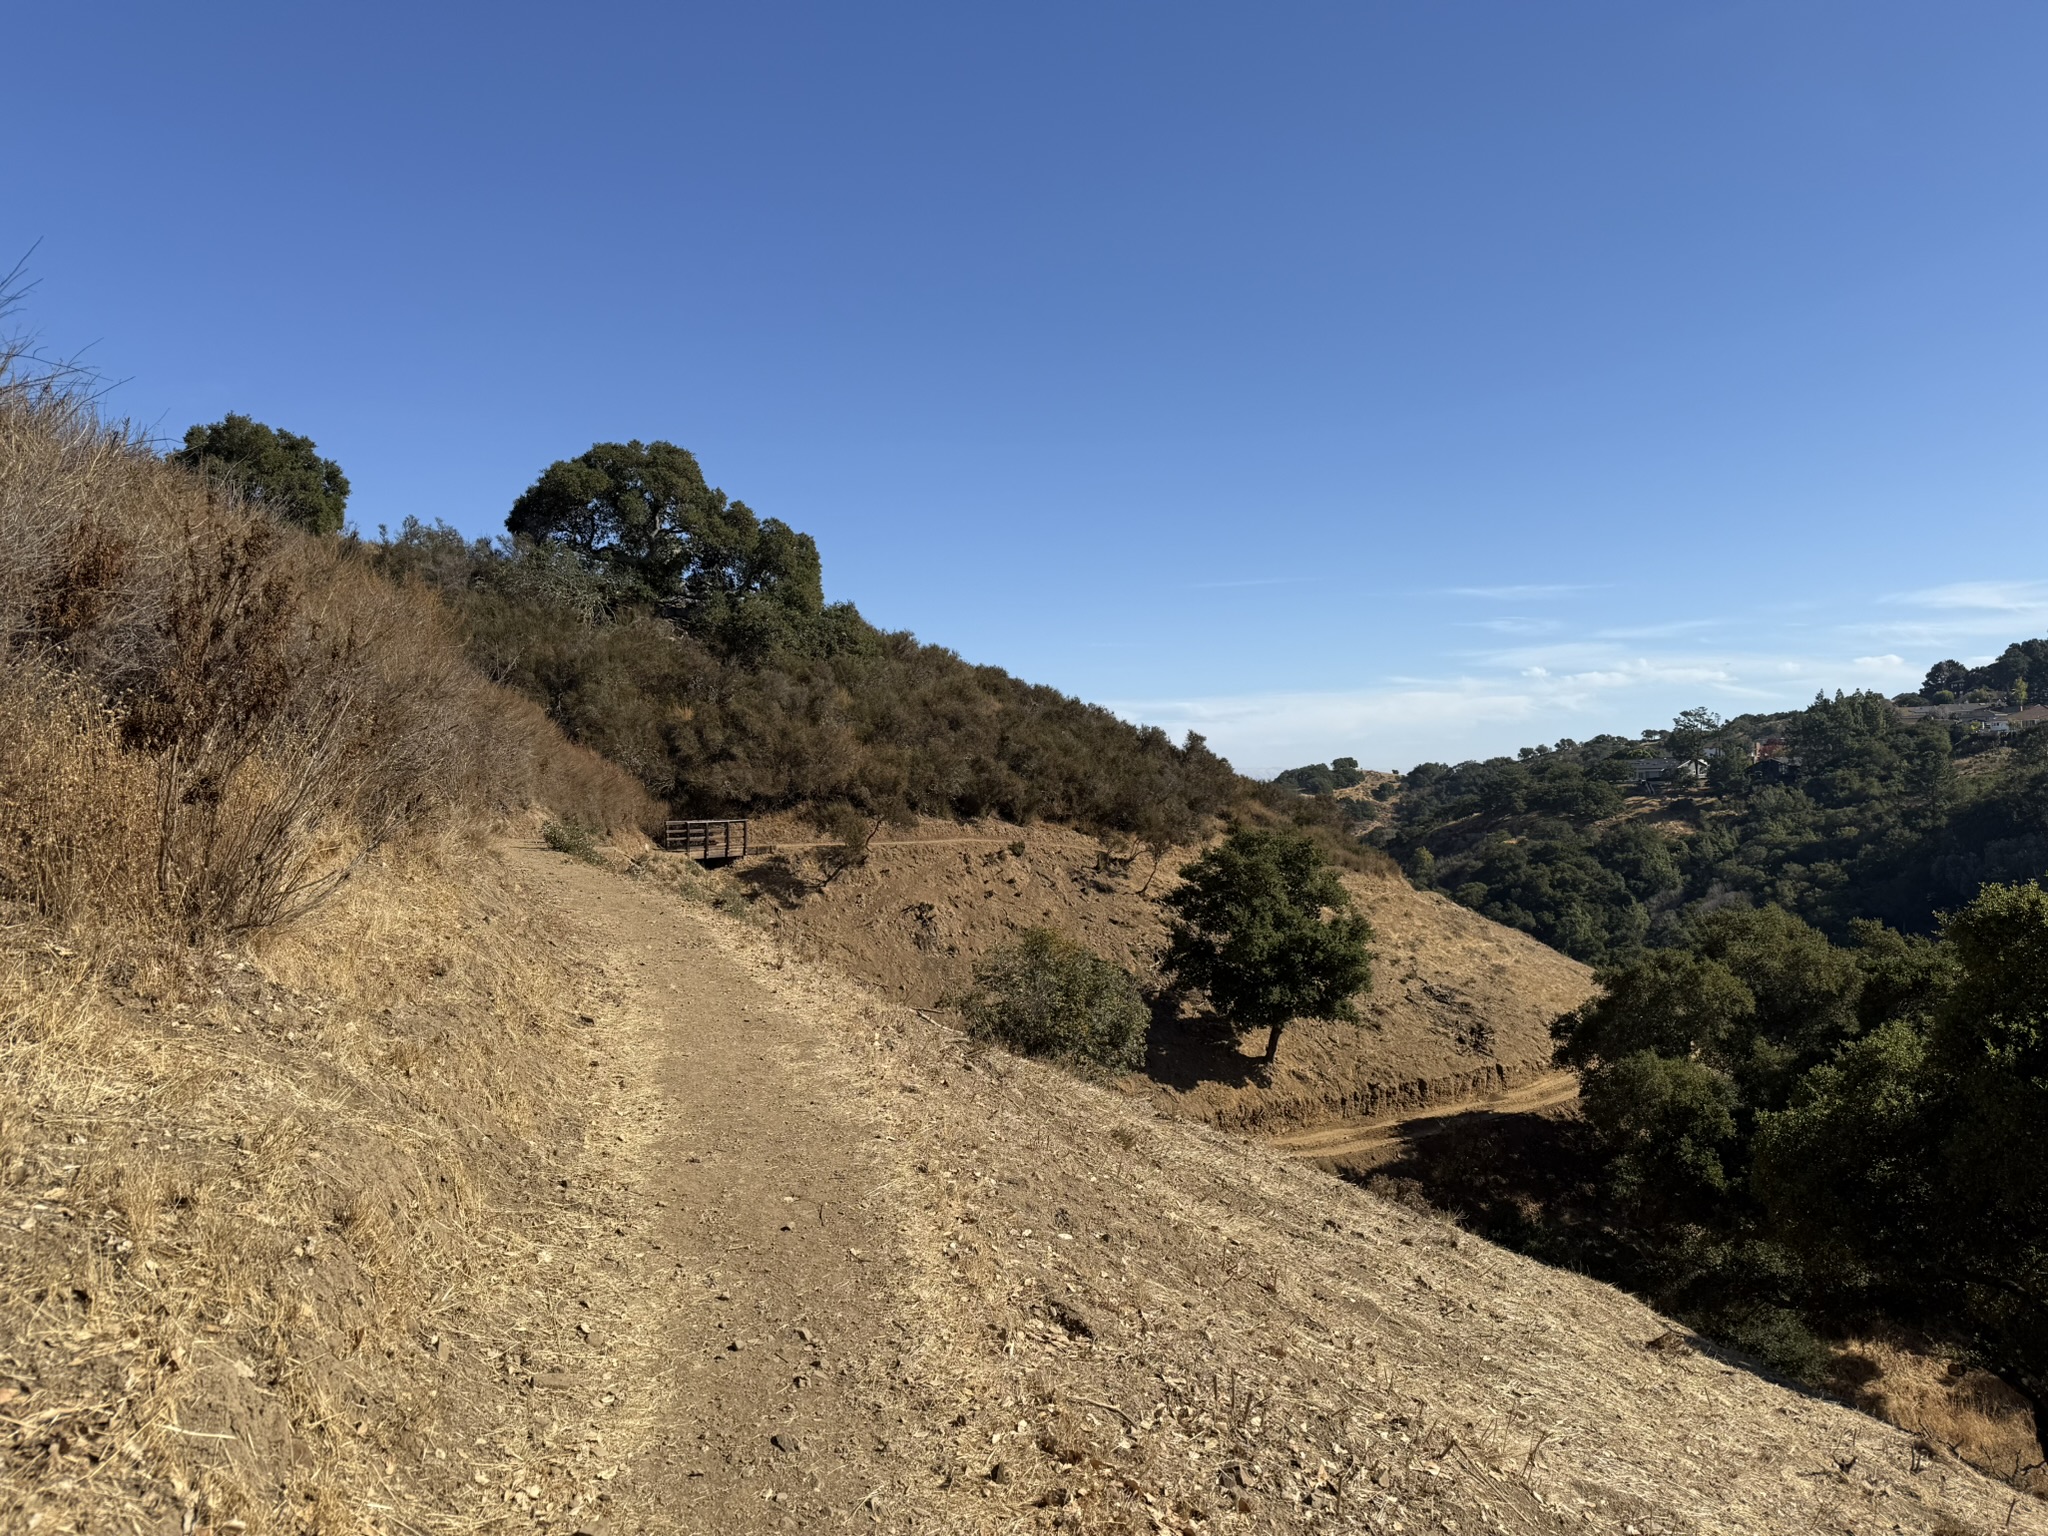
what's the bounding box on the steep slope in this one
[731,815,1596,1135]
[13,835,2040,1534]
[551,843,2040,1535]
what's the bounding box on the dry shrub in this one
[0,665,157,932]
[0,372,658,945]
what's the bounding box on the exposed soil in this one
[1267,1073,1583,1165]
[728,816,1596,1138]
[510,842,2045,1535]
[11,834,2043,1534]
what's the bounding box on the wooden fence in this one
[664,819,749,863]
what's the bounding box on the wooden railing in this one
[664,819,748,862]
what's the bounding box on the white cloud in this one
[1589,618,1724,641]
[1109,643,1923,774]
[1107,577,2048,775]
[1891,580,2048,613]
[1442,583,1605,600]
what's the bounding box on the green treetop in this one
[507,439,824,653]
[171,413,351,535]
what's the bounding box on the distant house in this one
[1896,700,2048,738]
[1629,757,1703,787]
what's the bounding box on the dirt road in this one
[507,843,2046,1536]
[503,844,929,1533]
[1266,1072,1581,1166]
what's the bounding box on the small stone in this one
[727,1341,743,1352]
[534,1371,577,1389]
[988,1461,1010,1484]
[771,1433,800,1453]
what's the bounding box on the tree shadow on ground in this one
[735,854,814,908]
[1142,996,1270,1091]
[1352,1106,1612,1271]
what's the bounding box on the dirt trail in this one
[510,843,2047,1536]
[1268,1073,1581,1165]
[503,844,920,1533]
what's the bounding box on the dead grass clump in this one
[1833,1333,2047,1495]
[0,838,627,1530]
[0,665,157,933]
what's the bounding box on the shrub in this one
[0,361,659,945]
[370,512,1241,842]
[954,928,1149,1071]
[541,820,604,863]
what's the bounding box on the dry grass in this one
[0,372,657,946]
[1833,1333,2047,1496]
[0,350,667,1529]
[0,837,661,1532]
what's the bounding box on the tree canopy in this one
[1162,827,1374,1065]
[1373,669,2048,965]
[506,440,825,654]
[171,413,350,535]
[1544,883,2048,1414]
[373,501,1238,841]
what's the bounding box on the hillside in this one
[726,814,1594,1135]
[1343,674,2048,967]
[18,837,2038,1533]
[5,358,2040,1532]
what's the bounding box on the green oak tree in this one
[171,413,350,535]
[1162,827,1373,1067]
[507,440,824,652]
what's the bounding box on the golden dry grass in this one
[0,364,666,1530]
[1833,1334,2047,1496]
[0,836,669,1532]
[0,376,657,945]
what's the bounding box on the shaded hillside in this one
[370,507,1237,846]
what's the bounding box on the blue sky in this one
[10,3,2048,774]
